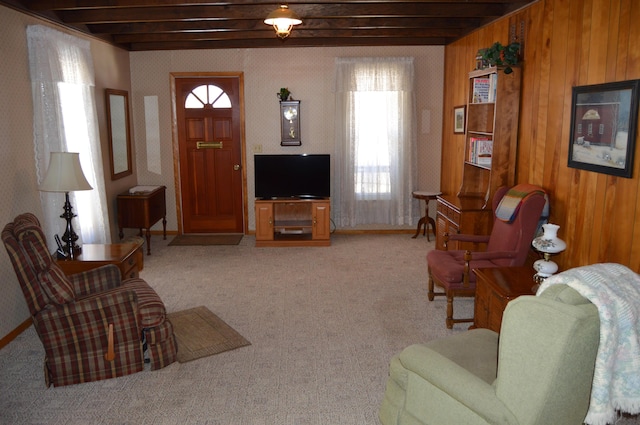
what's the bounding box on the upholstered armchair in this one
[427,184,546,328]
[379,284,600,425]
[2,213,177,387]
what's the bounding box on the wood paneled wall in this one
[441,0,640,272]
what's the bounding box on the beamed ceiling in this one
[2,0,536,51]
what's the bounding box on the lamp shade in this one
[39,152,92,192]
[532,223,566,254]
[264,5,302,39]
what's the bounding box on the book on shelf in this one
[468,137,493,166]
[471,74,498,103]
[488,73,498,102]
[472,77,491,103]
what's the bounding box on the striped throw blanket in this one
[538,263,640,425]
[495,183,547,223]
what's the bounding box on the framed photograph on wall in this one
[453,105,466,134]
[568,79,640,178]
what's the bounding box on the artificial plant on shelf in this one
[481,42,521,74]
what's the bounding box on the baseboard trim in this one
[0,317,32,350]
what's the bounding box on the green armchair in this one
[380,284,600,425]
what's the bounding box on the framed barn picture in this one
[568,80,640,178]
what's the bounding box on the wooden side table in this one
[117,185,167,255]
[473,266,536,332]
[56,241,144,280]
[411,191,442,241]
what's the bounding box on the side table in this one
[117,185,167,255]
[411,191,442,241]
[56,241,144,280]
[473,266,536,332]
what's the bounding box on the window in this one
[333,57,417,227]
[185,85,231,109]
[27,25,110,249]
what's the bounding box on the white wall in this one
[130,46,444,232]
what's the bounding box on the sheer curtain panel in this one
[27,25,110,251]
[333,57,418,227]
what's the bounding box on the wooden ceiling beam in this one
[128,35,450,51]
[28,0,532,11]
[57,3,509,24]
[112,27,464,43]
[90,16,484,35]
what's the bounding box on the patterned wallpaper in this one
[0,7,135,339]
[0,7,50,339]
[130,46,445,232]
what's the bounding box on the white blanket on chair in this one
[538,263,640,425]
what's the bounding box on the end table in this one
[473,266,536,332]
[56,241,144,280]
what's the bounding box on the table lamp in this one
[531,223,566,288]
[39,152,92,260]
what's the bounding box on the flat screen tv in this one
[254,154,330,199]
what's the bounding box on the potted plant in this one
[481,42,521,74]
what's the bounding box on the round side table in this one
[412,191,442,241]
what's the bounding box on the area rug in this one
[168,234,243,246]
[167,306,250,363]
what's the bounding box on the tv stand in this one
[255,198,330,247]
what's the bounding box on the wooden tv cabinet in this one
[255,198,330,247]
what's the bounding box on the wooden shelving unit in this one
[255,199,331,247]
[436,66,522,250]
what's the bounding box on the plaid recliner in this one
[2,213,177,387]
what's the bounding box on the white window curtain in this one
[27,25,110,250]
[333,57,418,227]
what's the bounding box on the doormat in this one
[168,306,250,363]
[168,234,243,246]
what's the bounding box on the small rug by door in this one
[168,234,243,246]
[167,306,250,363]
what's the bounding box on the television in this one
[254,154,330,199]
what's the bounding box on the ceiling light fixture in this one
[264,5,302,39]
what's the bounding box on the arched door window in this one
[185,84,232,109]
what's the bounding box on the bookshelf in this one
[461,66,521,202]
[435,66,522,251]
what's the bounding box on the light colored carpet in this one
[168,234,243,246]
[168,306,250,363]
[0,234,638,425]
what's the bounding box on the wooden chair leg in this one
[446,295,454,329]
[428,272,435,301]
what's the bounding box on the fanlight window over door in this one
[185,84,231,109]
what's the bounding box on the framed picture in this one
[280,100,301,146]
[453,105,466,134]
[568,79,640,178]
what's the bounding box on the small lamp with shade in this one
[38,152,92,260]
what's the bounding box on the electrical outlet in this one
[253,144,263,153]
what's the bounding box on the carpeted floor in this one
[0,234,638,425]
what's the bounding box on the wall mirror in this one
[105,88,133,180]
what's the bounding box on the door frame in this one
[170,72,248,235]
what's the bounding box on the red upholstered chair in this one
[2,213,177,386]
[427,185,547,328]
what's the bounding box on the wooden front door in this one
[175,76,244,233]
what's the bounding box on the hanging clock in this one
[280,100,301,146]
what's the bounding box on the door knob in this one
[233,164,240,171]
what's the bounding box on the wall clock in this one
[280,100,301,146]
